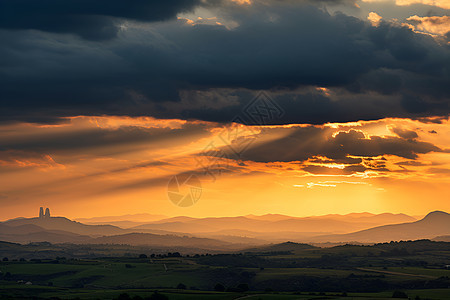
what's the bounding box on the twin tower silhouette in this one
[39,207,51,219]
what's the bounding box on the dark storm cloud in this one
[0,0,205,40]
[395,160,430,166]
[390,126,419,140]
[231,127,441,163]
[0,2,449,124]
[180,88,449,125]
[0,122,213,158]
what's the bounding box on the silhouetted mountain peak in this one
[3,216,125,237]
[307,210,450,243]
[421,211,450,221]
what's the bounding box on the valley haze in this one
[1,209,449,250]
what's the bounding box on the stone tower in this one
[39,207,51,219]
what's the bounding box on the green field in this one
[0,240,449,299]
[1,259,449,299]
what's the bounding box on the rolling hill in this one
[433,235,450,242]
[0,223,92,243]
[130,213,417,235]
[244,241,317,253]
[90,233,240,250]
[308,211,450,243]
[3,217,126,237]
[75,213,168,228]
[1,211,447,247]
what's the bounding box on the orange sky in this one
[1,116,449,220]
[0,0,449,222]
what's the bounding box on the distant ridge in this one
[75,213,167,224]
[0,211,446,248]
[91,233,238,250]
[244,241,317,253]
[433,235,450,242]
[130,213,416,234]
[308,211,450,243]
[3,216,125,236]
[0,222,92,243]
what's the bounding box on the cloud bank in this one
[0,1,449,125]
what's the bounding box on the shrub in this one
[116,293,131,300]
[176,283,186,289]
[392,290,408,298]
[214,283,225,292]
[148,291,168,300]
[237,283,249,292]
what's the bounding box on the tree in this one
[2,257,8,261]
[116,293,131,300]
[176,283,186,289]
[4,272,12,281]
[148,291,168,300]
[139,254,148,259]
[392,291,408,298]
[214,283,225,292]
[237,283,249,292]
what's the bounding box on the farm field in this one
[1,240,449,299]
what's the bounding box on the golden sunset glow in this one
[407,15,450,36]
[1,1,449,298]
[396,0,450,9]
[368,12,383,26]
[1,116,449,221]
[230,0,252,4]
[362,0,450,9]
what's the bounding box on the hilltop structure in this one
[38,207,51,219]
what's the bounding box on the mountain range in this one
[306,211,450,243]
[0,211,448,251]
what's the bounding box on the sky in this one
[0,0,449,220]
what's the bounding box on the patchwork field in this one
[1,240,449,299]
